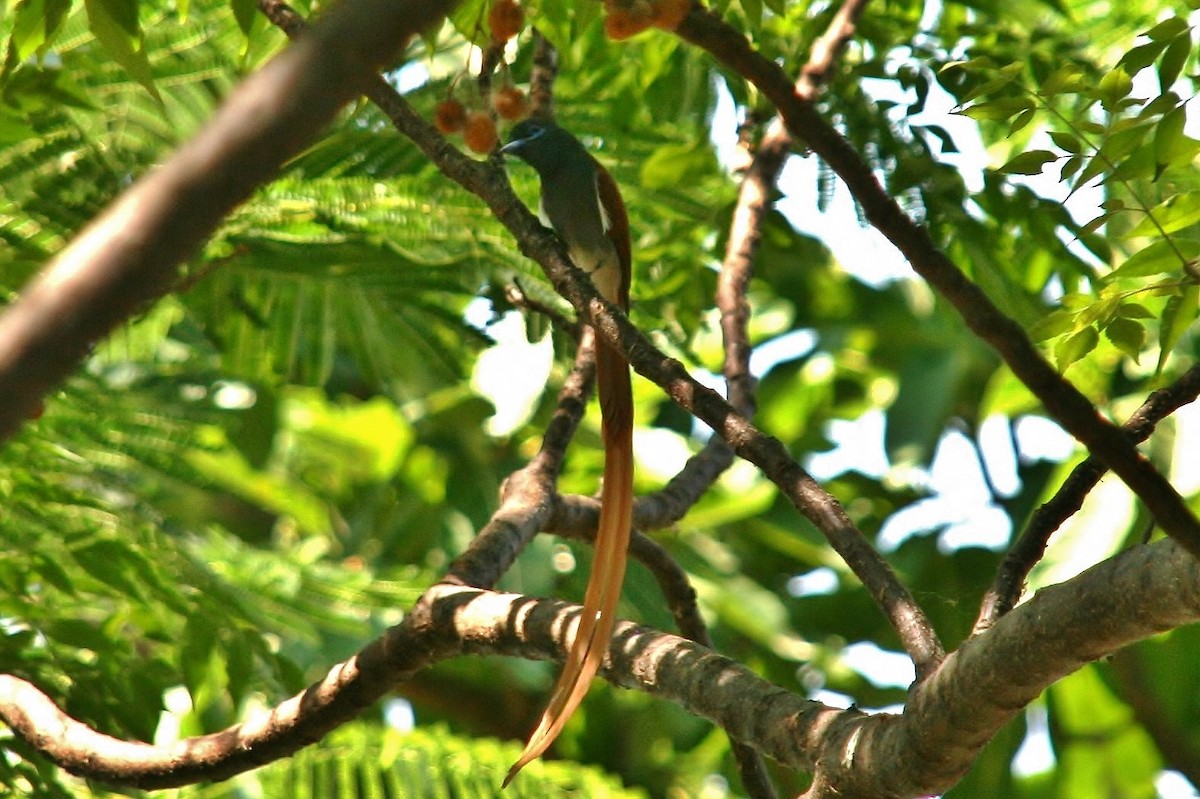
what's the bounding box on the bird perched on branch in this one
[500,118,634,785]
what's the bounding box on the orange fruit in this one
[434,98,467,134]
[489,0,525,42]
[492,86,530,121]
[464,111,499,153]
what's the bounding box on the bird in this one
[500,118,634,785]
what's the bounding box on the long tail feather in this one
[504,338,633,785]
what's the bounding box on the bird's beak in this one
[499,138,526,157]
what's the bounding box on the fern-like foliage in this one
[180,724,650,799]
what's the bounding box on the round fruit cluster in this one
[434,85,529,153]
[603,0,692,40]
[430,0,530,154]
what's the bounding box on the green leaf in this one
[639,142,717,190]
[1144,16,1189,41]
[1028,308,1078,341]
[1158,33,1190,90]
[1103,317,1144,360]
[997,149,1058,176]
[1040,64,1086,98]
[1153,106,1199,169]
[919,124,959,154]
[1049,131,1083,154]
[1125,192,1200,239]
[1157,284,1200,373]
[1048,666,1162,799]
[47,618,112,651]
[1117,302,1154,320]
[1097,67,1133,111]
[1073,151,1109,188]
[1118,40,1169,74]
[70,538,148,600]
[959,61,1024,103]
[1110,238,1200,279]
[231,0,257,36]
[83,0,161,102]
[0,107,37,144]
[1059,153,1083,181]
[7,0,73,63]
[739,0,763,27]
[1054,325,1098,370]
[958,96,1034,122]
[99,0,138,34]
[1008,107,1036,135]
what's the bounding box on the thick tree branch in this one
[975,361,1200,631]
[5,539,1199,795]
[671,8,1200,560]
[0,0,458,446]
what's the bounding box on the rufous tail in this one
[503,338,633,786]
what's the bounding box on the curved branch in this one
[5,540,1199,795]
[626,0,873,547]
[0,0,458,446]
[671,8,1200,559]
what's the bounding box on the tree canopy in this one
[1,0,1200,797]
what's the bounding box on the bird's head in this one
[501,119,582,176]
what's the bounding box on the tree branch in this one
[975,361,1200,631]
[795,0,869,101]
[444,330,598,589]
[5,539,1199,795]
[0,0,458,446]
[707,0,947,675]
[670,7,1200,560]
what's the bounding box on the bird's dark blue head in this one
[501,119,587,177]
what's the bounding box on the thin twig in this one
[528,28,557,121]
[445,331,598,589]
[505,280,580,338]
[703,0,945,675]
[795,0,869,101]
[975,362,1200,631]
